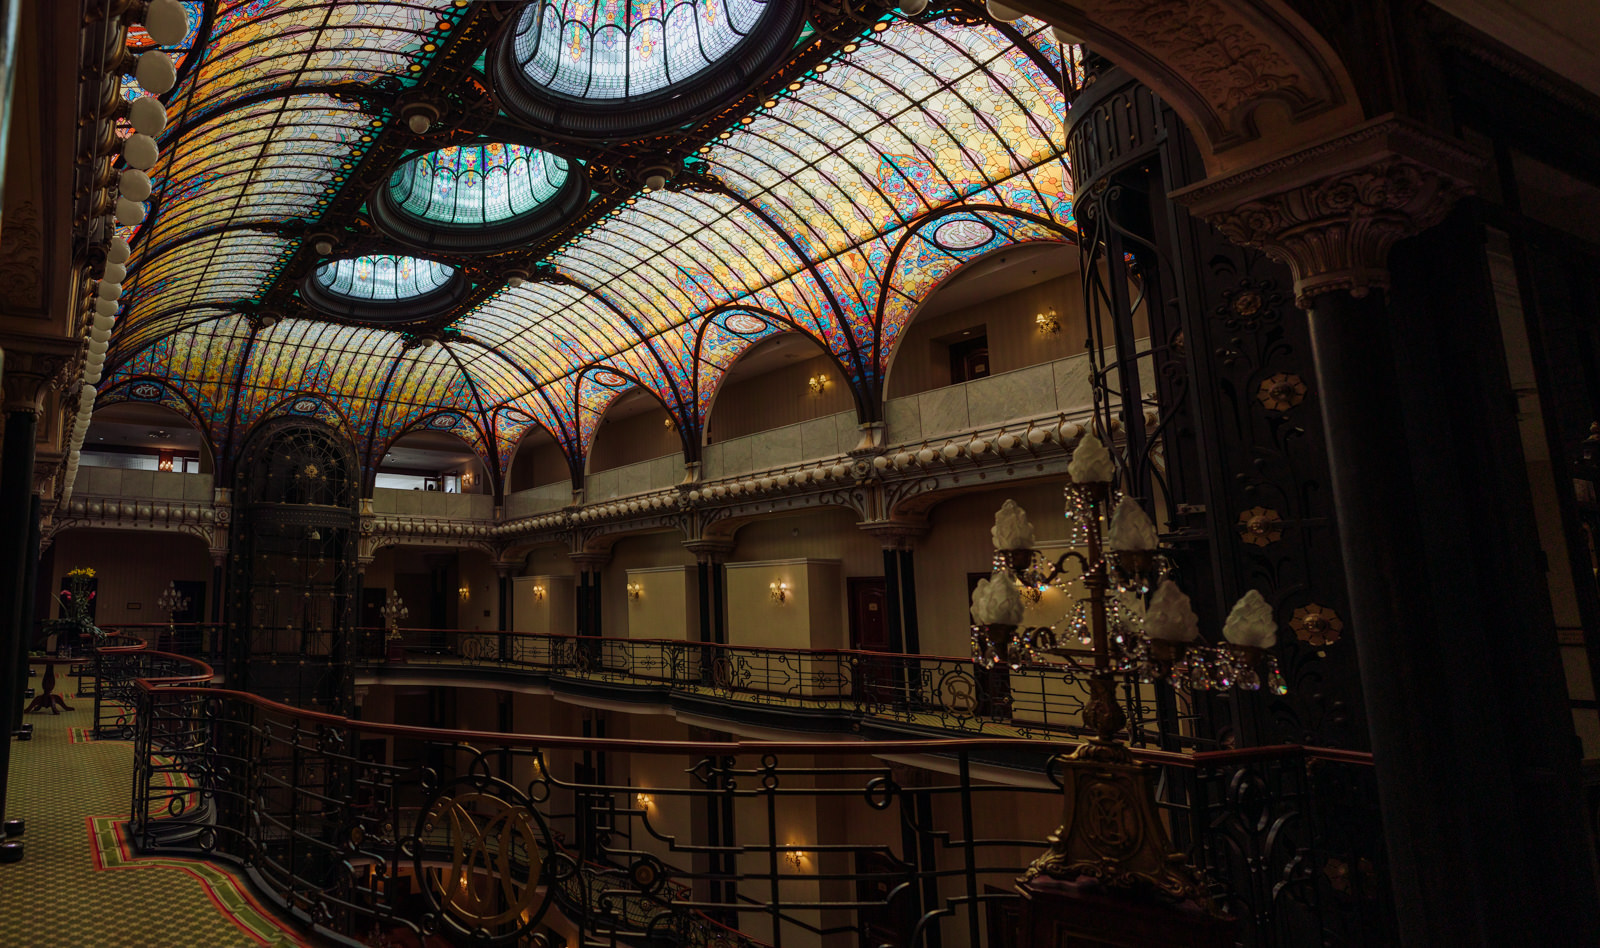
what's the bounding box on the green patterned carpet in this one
[0,675,309,947]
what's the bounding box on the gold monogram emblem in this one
[420,792,542,930]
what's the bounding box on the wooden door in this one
[849,577,894,703]
[854,849,916,947]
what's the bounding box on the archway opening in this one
[882,242,1084,400]
[506,426,570,493]
[81,400,213,474]
[703,332,853,444]
[376,429,491,494]
[586,389,679,477]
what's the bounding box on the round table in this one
[24,656,84,714]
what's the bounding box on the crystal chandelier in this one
[970,432,1286,696]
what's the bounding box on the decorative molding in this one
[1,350,70,415]
[1016,0,1363,172]
[1173,116,1488,306]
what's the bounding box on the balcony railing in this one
[122,672,1391,947]
[356,627,1204,748]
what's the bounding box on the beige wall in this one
[885,271,1084,399]
[588,403,681,474]
[507,429,570,492]
[706,348,856,443]
[600,532,695,638]
[725,558,844,653]
[624,565,696,640]
[510,574,574,636]
[47,529,213,626]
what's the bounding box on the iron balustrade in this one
[127,677,1392,947]
[89,638,215,739]
[354,627,1210,749]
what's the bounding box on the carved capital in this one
[858,517,928,550]
[682,538,735,564]
[0,348,71,415]
[1173,117,1486,307]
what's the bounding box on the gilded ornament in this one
[1236,506,1283,546]
[1291,603,1343,647]
[1256,373,1307,412]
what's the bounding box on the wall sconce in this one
[784,846,808,869]
[807,373,828,395]
[1036,308,1060,335]
[769,580,790,604]
[157,450,174,472]
[627,581,643,601]
[461,471,474,488]
[636,792,653,808]
[458,584,470,601]
[663,417,676,431]
[531,585,546,602]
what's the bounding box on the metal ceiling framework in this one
[91,0,1076,496]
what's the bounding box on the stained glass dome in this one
[515,0,770,100]
[316,255,456,301]
[493,0,805,141]
[304,254,466,323]
[388,144,570,226]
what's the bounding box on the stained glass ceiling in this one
[102,1,1075,491]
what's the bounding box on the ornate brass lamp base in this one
[1021,737,1211,908]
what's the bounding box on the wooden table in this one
[24,657,84,714]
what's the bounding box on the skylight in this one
[315,255,456,302]
[387,144,570,227]
[512,0,771,101]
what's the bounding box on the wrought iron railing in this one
[128,677,1391,947]
[355,627,1207,748]
[90,638,214,739]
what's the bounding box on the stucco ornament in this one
[1222,589,1278,649]
[1145,580,1200,643]
[991,499,1035,550]
[1108,496,1158,551]
[970,574,1024,627]
[1068,433,1114,483]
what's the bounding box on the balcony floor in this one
[0,675,308,946]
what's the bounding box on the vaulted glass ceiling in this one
[102,2,1074,490]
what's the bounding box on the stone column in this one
[1178,116,1600,946]
[683,539,734,645]
[860,521,927,655]
[569,552,610,637]
[0,349,62,836]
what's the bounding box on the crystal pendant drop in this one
[1268,669,1288,695]
[1240,667,1261,691]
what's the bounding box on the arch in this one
[692,305,864,428]
[93,376,220,464]
[698,329,857,446]
[574,365,693,471]
[503,422,572,494]
[1013,0,1364,175]
[876,206,1076,402]
[81,397,219,476]
[372,409,497,497]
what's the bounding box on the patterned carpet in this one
[0,673,311,947]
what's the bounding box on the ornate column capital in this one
[569,550,611,571]
[1173,116,1487,308]
[682,538,735,564]
[0,347,72,416]
[859,517,928,550]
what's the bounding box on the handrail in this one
[132,678,1367,768]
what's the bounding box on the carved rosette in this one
[1175,117,1486,308]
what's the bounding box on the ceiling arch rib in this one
[110,12,1076,476]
